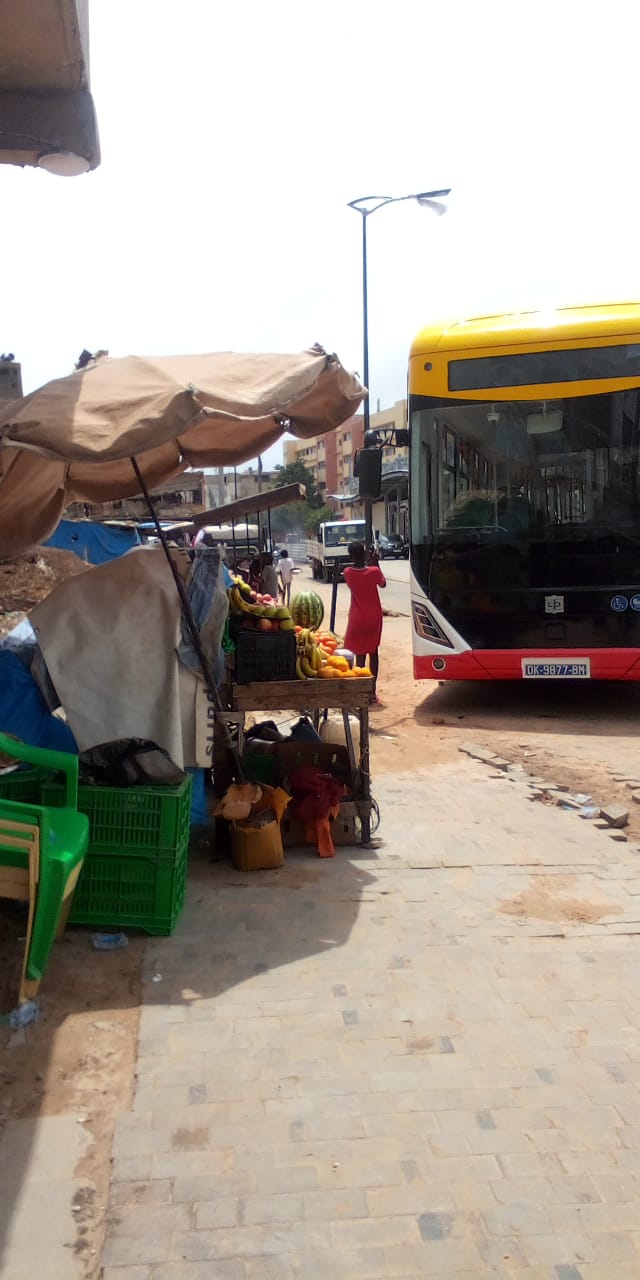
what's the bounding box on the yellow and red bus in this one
[409,302,640,680]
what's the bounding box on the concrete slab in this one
[0,1114,92,1280]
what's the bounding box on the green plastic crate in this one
[0,765,61,805]
[69,840,188,936]
[41,776,192,855]
[242,753,277,786]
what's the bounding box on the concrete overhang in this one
[0,0,100,174]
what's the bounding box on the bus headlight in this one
[412,601,454,648]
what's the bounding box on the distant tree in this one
[270,459,328,535]
[272,461,319,505]
[304,504,336,538]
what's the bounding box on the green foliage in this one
[272,461,318,503]
[270,460,330,534]
[304,504,336,538]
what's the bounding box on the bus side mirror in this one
[356,448,382,501]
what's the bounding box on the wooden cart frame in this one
[218,677,375,843]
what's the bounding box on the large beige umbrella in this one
[0,346,364,557]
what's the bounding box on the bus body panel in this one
[409,302,640,680]
[411,302,640,360]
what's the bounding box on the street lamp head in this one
[415,188,451,216]
[348,189,452,217]
[415,189,452,201]
[416,197,448,216]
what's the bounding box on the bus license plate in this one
[521,659,591,679]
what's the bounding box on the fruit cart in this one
[219,675,374,843]
[219,573,376,846]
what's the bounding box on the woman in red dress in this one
[343,541,386,703]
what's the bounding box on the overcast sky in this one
[2,0,639,467]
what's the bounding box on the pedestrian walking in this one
[259,553,279,599]
[278,547,295,605]
[343,541,386,704]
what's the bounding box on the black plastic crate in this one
[235,630,296,684]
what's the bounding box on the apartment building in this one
[283,434,330,494]
[67,473,208,522]
[283,414,363,499]
[202,467,278,509]
[284,401,408,534]
[370,400,409,538]
[0,357,22,400]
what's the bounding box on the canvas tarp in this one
[0,346,364,557]
[29,547,198,766]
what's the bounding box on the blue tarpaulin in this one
[45,519,141,565]
[0,650,78,754]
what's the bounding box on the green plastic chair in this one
[0,732,89,1004]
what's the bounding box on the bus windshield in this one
[411,390,640,545]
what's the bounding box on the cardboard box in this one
[221,784,290,873]
[282,800,358,850]
[231,818,284,872]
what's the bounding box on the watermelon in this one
[290,591,324,629]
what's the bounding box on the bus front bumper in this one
[413,648,640,681]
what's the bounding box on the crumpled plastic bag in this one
[79,739,184,787]
[289,765,345,858]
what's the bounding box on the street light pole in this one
[361,209,370,442]
[348,189,451,553]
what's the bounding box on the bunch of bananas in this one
[229,585,262,615]
[295,628,323,680]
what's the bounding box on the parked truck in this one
[305,519,366,582]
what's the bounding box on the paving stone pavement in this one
[102,758,640,1279]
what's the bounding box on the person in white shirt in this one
[278,548,295,605]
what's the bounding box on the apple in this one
[258,618,272,631]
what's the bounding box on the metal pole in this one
[329,559,340,634]
[257,456,264,554]
[361,211,374,555]
[349,189,450,555]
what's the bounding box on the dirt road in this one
[301,564,640,843]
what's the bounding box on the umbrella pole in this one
[231,519,237,573]
[130,456,245,781]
